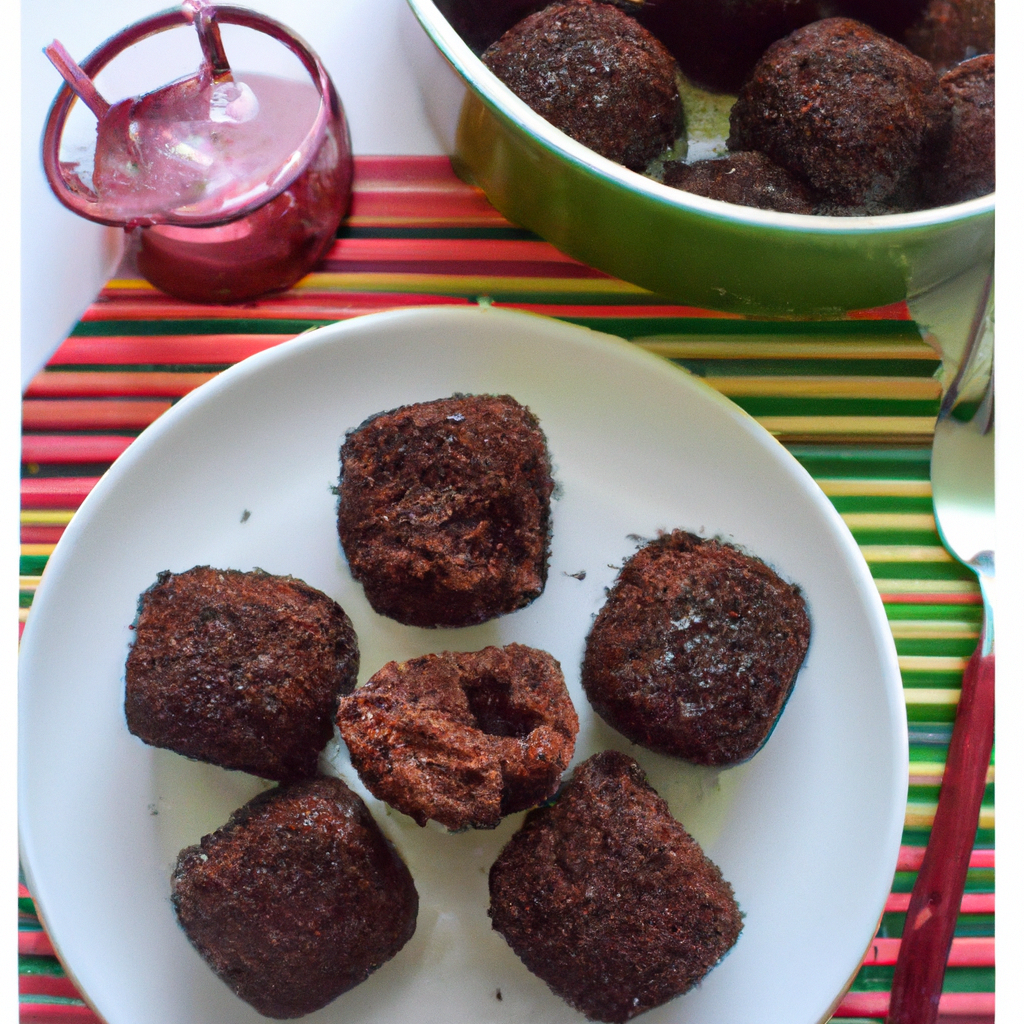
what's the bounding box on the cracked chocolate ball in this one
[489,750,743,1022]
[172,777,418,1018]
[337,644,578,830]
[581,530,810,765]
[125,566,358,782]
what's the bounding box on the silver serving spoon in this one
[889,272,994,1024]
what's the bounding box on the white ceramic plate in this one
[19,306,907,1024]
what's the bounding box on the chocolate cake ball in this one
[637,0,820,94]
[337,644,578,830]
[172,777,418,1019]
[581,531,810,765]
[922,54,994,206]
[728,18,951,208]
[663,151,815,212]
[489,750,743,1023]
[337,394,554,628]
[124,566,358,782]
[481,0,683,172]
[905,0,994,72]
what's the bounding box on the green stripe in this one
[895,639,978,657]
[19,955,65,976]
[20,556,48,576]
[831,495,934,513]
[18,994,85,1006]
[794,446,931,477]
[675,358,938,377]
[734,397,938,417]
[870,563,976,581]
[560,317,921,339]
[850,966,994,992]
[890,606,983,622]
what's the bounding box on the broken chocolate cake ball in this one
[728,18,951,208]
[581,531,810,765]
[125,566,359,782]
[663,151,815,212]
[905,0,994,72]
[337,393,554,628]
[922,53,994,206]
[481,0,683,172]
[489,750,742,1023]
[337,644,578,830]
[172,777,418,1019]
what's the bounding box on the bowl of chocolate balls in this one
[406,0,994,316]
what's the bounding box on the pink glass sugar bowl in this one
[41,2,353,304]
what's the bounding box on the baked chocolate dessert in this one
[489,750,743,1023]
[905,0,994,71]
[124,566,358,782]
[922,53,994,206]
[663,151,815,212]
[637,0,819,94]
[337,644,578,830]
[581,531,810,765]
[728,18,951,207]
[337,393,554,628]
[481,0,683,171]
[172,777,418,1019]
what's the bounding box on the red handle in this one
[887,641,994,1024]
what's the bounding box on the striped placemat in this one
[19,156,993,1024]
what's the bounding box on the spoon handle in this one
[887,640,994,1024]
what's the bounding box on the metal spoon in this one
[888,273,994,1024]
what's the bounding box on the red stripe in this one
[885,892,993,914]
[82,291,469,321]
[45,335,293,366]
[19,1006,101,1023]
[24,372,217,399]
[22,400,172,431]
[897,846,994,871]
[350,154,461,185]
[18,932,55,957]
[316,258,611,279]
[882,594,982,605]
[861,937,993,967]
[19,978,82,1000]
[847,300,913,320]
[833,991,994,1017]
[21,478,100,509]
[21,527,66,544]
[321,236,584,263]
[23,436,133,464]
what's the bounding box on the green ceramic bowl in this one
[405,0,994,318]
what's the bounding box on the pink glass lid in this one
[42,4,341,228]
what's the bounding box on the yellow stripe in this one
[18,608,28,624]
[861,545,955,563]
[817,479,932,497]
[19,577,40,591]
[843,513,937,530]
[900,655,970,673]
[906,801,994,830]
[757,416,935,436]
[909,762,994,785]
[639,338,937,359]
[904,688,961,705]
[21,510,76,526]
[707,376,940,400]
[291,273,655,296]
[21,545,56,557]
[889,620,980,640]
[874,578,979,595]
[103,278,155,290]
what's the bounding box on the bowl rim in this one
[408,0,995,235]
